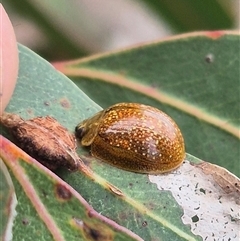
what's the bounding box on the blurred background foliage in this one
[4,0,239,61]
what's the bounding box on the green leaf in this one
[0,44,196,241]
[0,136,143,241]
[141,0,234,32]
[1,36,239,241]
[55,31,240,178]
[0,159,17,239]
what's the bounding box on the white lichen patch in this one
[149,160,240,241]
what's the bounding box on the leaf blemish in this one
[60,98,71,109]
[72,217,114,241]
[55,184,72,201]
[191,215,199,223]
[205,54,214,63]
[44,101,50,106]
[142,221,148,227]
[199,188,206,194]
[22,218,29,225]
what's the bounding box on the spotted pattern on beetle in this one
[75,103,185,174]
[99,105,182,162]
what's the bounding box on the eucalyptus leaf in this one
[55,31,240,178]
[1,34,239,240]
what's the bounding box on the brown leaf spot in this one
[83,224,114,241]
[72,217,114,241]
[55,184,72,201]
[145,202,157,211]
[22,218,29,225]
[142,221,148,227]
[87,210,95,218]
[60,98,71,109]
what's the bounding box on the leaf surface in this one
[1,33,239,240]
[0,136,143,241]
[54,31,240,177]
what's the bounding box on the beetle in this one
[75,103,185,174]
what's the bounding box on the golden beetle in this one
[75,103,185,174]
